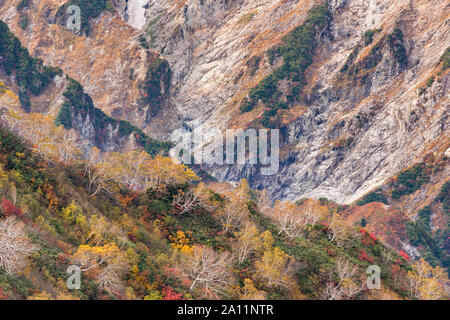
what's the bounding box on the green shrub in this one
[363,29,381,46]
[426,76,435,88]
[60,0,109,35]
[139,57,172,118]
[356,192,387,206]
[239,5,330,128]
[139,35,149,49]
[440,47,450,70]
[437,181,450,214]
[391,163,430,199]
[239,98,255,113]
[105,0,115,12]
[246,56,261,76]
[387,28,407,66]
[18,15,28,30]
[56,78,172,156]
[16,0,30,10]
[406,205,448,273]
[0,21,61,108]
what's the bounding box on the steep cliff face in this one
[0,0,180,140]
[0,0,449,294]
[124,0,325,126]
[0,19,170,156]
[1,0,448,206]
[122,0,449,206]
[221,0,450,205]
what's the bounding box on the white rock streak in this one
[127,0,148,30]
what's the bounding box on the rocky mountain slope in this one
[1,0,448,207]
[130,0,449,206]
[0,18,171,157]
[0,0,448,300]
[0,0,180,139]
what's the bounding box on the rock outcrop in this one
[1,0,448,207]
[121,0,449,205]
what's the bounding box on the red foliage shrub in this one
[398,250,410,261]
[391,263,401,275]
[358,249,374,263]
[326,248,336,257]
[0,199,23,218]
[56,253,70,268]
[359,228,377,246]
[162,286,183,300]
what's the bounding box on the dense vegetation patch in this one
[0,127,184,299]
[406,205,449,275]
[387,27,407,66]
[356,191,388,206]
[16,0,30,10]
[246,56,261,76]
[391,163,430,200]
[58,0,115,35]
[441,47,450,70]
[341,26,407,83]
[437,181,450,214]
[139,57,172,119]
[363,29,381,46]
[344,38,385,79]
[0,20,62,110]
[247,201,410,298]
[0,125,442,299]
[55,79,171,156]
[240,5,330,128]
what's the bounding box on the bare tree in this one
[324,258,365,300]
[327,214,351,246]
[97,259,129,294]
[266,201,322,240]
[83,148,118,196]
[72,243,128,294]
[172,188,202,215]
[256,189,271,212]
[0,107,81,163]
[181,246,234,299]
[0,217,38,276]
[219,201,248,235]
[381,247,393,265]
[172,184,220,215]
[113,150,150,190]
[54,128,80,163]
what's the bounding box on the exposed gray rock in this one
[93,0,450,204]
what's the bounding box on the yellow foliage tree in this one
[234,224,262,264]
[241,279,266,300]
[254,246,297,290]
[408,258,448,300]
[145,155,199,191]
[169,230,193,255]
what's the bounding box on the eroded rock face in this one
[0,0,181,140]
[132,0,323,125]
[2,0,448,206]
[128,0,449,204]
